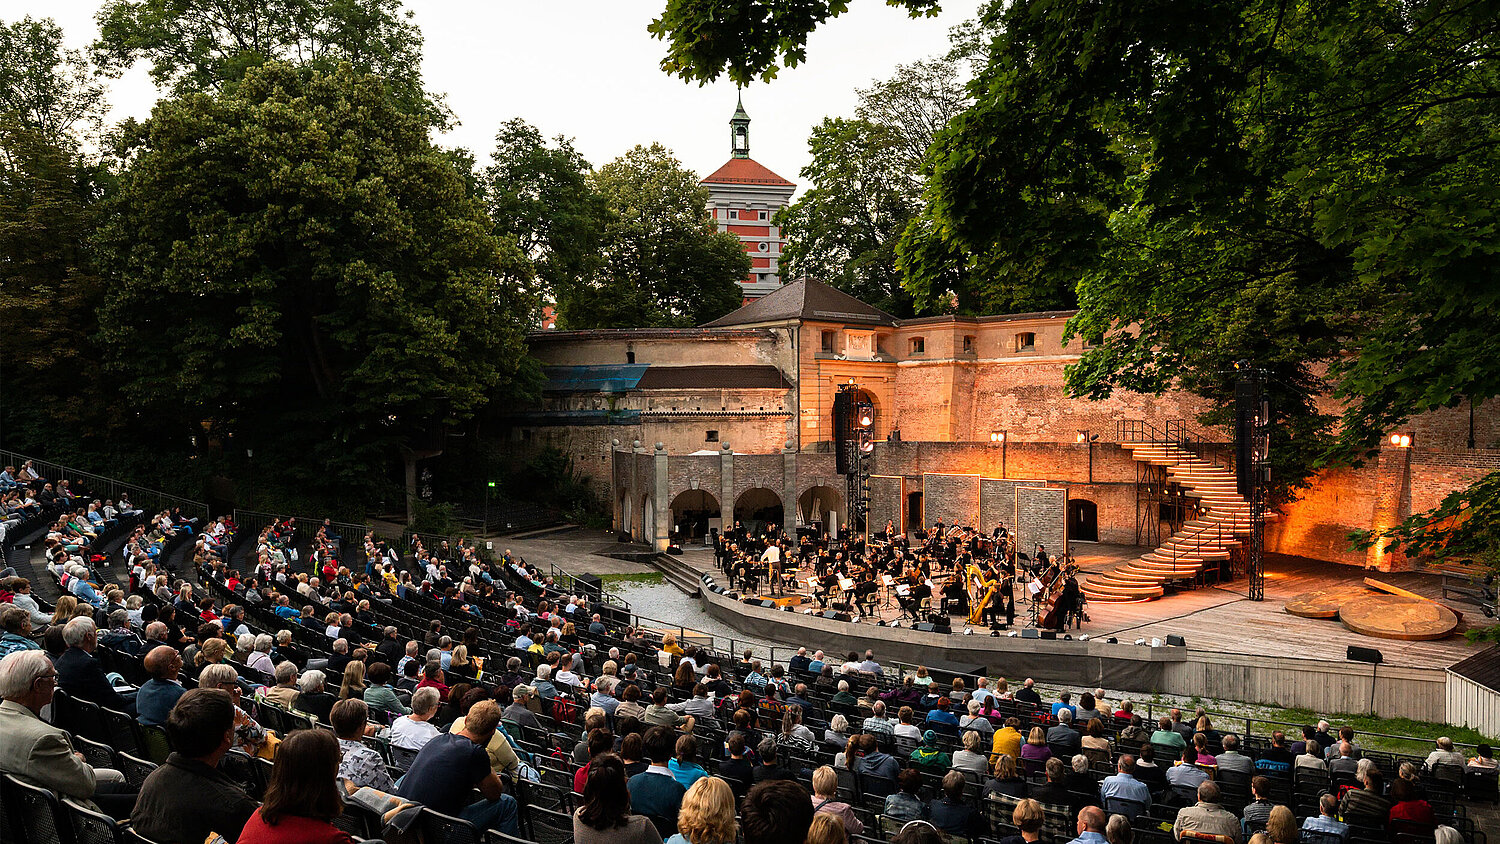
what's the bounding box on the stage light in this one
[851,615,861,623]
[1078,634,1090,642]
[1150,637,1163,648]
[1134,638,1147,646]
[856,402,874,428]
[1077,430,1089,443]
[889,620,901,629]
[803,608,814,615]
[990,431,1006,444]
[1386,432,1412,448]
[1007,631,1019,638]
[963,627,973,636]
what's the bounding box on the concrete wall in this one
[1447,671,1500,740]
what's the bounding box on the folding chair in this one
[524,803,576,844]
[2,771,74,844]
[419,807,483,844]
[60,796,130,844]
[116,753,158,789]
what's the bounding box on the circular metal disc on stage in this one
[1338,594,1459,641]
[1284,588,1369,619]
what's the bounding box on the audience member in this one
[996,799,1044,844]
[397,698,520,834]
[1172,781,1241,843]
[883,767,927,821]
[56,616,135,715]
[332,698,391,791]
[1300,793,1348,843]
[136,645,188,726]
[741,779,814,844]
[1069,806,1108,844]
[929,770,982,838]
[810,765,864,838]
[131,688,261,844]
[669,775,739,844]
[238,728,352,844]
[574,753,663,844]
[387,686,443,751]
[628,725,688,835]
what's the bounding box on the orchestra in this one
[710,517,1087,630]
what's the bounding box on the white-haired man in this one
[0,650,136,818]
[388,686,443,751]
[57,617,135,715]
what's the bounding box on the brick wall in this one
[1017,486,1069,555]
[980,480,1025,535]
[867,476,905,536]
[922,473,982,529]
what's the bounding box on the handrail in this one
[1115,419,1232,470]
[0,448,209,520]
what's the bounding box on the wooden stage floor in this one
[695,544,1495,670]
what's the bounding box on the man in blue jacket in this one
[627,726,686,836]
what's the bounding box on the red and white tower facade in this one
[701,94,796,302]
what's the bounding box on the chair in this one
[419,807,482,844]
[1178,832,1234,844]
[2,771,74,844]
[61,796,130,844]
[524,803,575,844]
[1103,795,1148,819]
[389,743,420,771]
[138,724,172,764]
[1463,766,1498,803]
[1300,831,1347,844]
[99,708,141,757]
[116,753,158,788]
[73,734,118,771]
[217,749,266,800]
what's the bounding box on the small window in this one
[757,241,770,252]
[963,335,975,353]
[1016,332,1036,351]
[706,430,719,442]
[821,330,835,352]
[759,210,768,220]
[728,209,738,219]
[626,350,636,364]
[910,337,925,354]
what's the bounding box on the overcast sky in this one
[22,1,986,193]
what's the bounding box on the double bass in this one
[1035,564,1065,629]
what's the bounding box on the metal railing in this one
[1116,419,1233,470]
[0,449,209,520]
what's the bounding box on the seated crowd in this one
[0,513,1490,844]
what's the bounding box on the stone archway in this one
[1068,498,1098,542]
[641,494,654,544]
[671,489,720,542]
[621,492,632,537]
[797,485,843,535]
[734,487,783,533]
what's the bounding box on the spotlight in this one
[851,616,861,624]
[1077,430,1089,443]
[889,620,901,629]
[803,608,814,615]
[1105,637,1118,644]
[990,630,1001,637]
[963,627,973,636]
[1134,638,1147,646]
[990,431,1006,444]
[1007,631,1020,638]
[856,402,874,428]
[1078,634,1090,642]
[1150,637,1163,648]
[1063,634,1072,641]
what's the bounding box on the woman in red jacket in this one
[238,729,355,844]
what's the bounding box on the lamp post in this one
[990,431,1007,478]
[484,480,496,542]
[1077,430,1097,483]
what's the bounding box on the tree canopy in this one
[94,61,536,501]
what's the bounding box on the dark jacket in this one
[56,647,132,714]
[130,753,259,843]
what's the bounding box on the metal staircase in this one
[1082,423,1251,603]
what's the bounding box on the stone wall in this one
[1017,486,1069,556]
[867,476,905,536]
[922,473,982,529]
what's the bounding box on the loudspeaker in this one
[1347,645,1384,665]
[574,573,603,599]
[1040,631,1057,640]
[821,610,852,622]
[833,389,853,474]
[760,600,776,609]
[1165,634,1186,647]
[742,596,761,605]
[666,545,683,554]
[1021,629,1040,639]
[914,622,937,633]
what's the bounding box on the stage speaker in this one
[760,599,776,609]
[1021,629,1040,639]
[914,622,937,632]
[1165,634,1186,647]
[666,545,683,554]
[1347,645,1384,665]
[834,389,853,474]
[1040,631,1057,640]
[822,610,852,622]
[742,596,761,605]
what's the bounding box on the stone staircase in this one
[1081,442,1253,603]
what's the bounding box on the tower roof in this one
[700,157,795,187]
[701,278,897,327]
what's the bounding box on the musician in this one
[997,559,1016,625]
[816,571,840,609]
[761,542,783,596]
[1057,573,1083,630]
[1035,544,1050,569]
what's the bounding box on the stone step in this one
[1081,581,1164,601]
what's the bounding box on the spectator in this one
[56,616,134,715]
[754,735,797,782]
[1387,776,1435,825]
[1100,755,1152,810]
[645,686,694,730]
[398,698,520,834]
[262,661,300,710]
[1151,717,1187,752]
[246,633,275,677]
[1189,733,1216,766]
[237,728,352,844]
[1107,814,1134,844]
[1241,777,1275,833]
[332,698,391,791]
[1048,708,1083,756]
[993,716,1025,762]
[670,775,739,844]
[996,798,1045,844]
[910,729,952,772]
[669,733,709,789]
[362,662,410,719]
[0,606,43,659]
[1215,734,1252,776]
[863,700,895,738]
[505,685,543,729]
[1296,739,1328,771]
[628,725,688,835]
[575,728,617,794]
[449,687,523,776]
[806,813,846,844]
[810,765,864,838]
[1021,726,1053,768]
[743,779,814,844]
[825,713,852,748]
[0,650,136,819]
[883,767,927,821]
[1265,805,1298,844]
[1167,745,1210,791]
[1425,737,1467,769]
[130,688,261,844]
[985,753,1028,799]
[1469,743,1497,769]
[296,669,338,724]
[387,686,443,751]
[416,661,449,701]
[199,664,272,757]
[1171,781,1241,843]
[1052,692,1076,719]
[1338,764,1390,828]
[136,645,188,726]
[719,733,754,792]
[953,729,989,775]
[337,660,367,701]
[1328,742,1360,779]
[1074,692,1103,724]
[1069,806,1108,844]
[574,753,663,844]
[929,770,981,838]
[1300,793,1349,843]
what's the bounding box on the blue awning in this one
[541,365,649,394]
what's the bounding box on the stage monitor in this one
[1039,631,1057,640]
[1347,645,1384,665]
[1165,634,1186,647]
[574,572,603,598]
[1020,629,1040,639]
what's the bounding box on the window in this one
[759,210,768,220]
[963,335,975,353]
[728,209,738,219]
[1016,332,1036,351]
[626,350,636,364]
[910,337,925,354]
[757,241,770,252]
[821,330,835,352]
[706,430,719,442]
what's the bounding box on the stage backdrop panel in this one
[922,473,981,530]
[867,475,905,538]
[1016,486,1068,555]
[980,479,1042,535]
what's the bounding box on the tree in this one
[483,119,611,310]
[0,16,107,144]
[94,61,537,510]
[92,0,438,120]
[560,143,749,329]
[780,58,968,317]
[649,0,942,86]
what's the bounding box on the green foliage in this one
[91,0,441,121]
[561,143,748,329]
[515,447,599,519]
[780,58,968,318]
[94,61,537,504]
[410,499,459,536]
[483,119,610,311]
[649,0,942,86]
[0,16,107,143]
